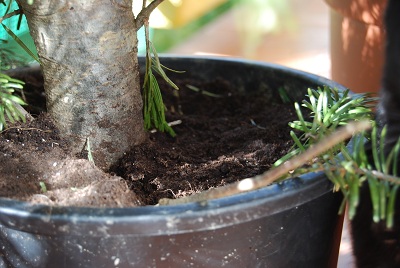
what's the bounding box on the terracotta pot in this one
[325,0,387,94]
[1,57,345,267]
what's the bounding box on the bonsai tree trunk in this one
[18,0,147,169]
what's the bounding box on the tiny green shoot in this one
[85,137,94,163]
[39,181,47,193]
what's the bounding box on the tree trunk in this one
[18,0,147,170]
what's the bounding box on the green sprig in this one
[142,19,180,137]
[275,86,400,228]
[0,72,26,130]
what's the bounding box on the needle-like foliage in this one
[275,86,374,166]
[142,19,181,137]
[275,86,400,228]
[0,1,33,131]
[0,72,26,131]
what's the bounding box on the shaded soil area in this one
[0,70,297,207]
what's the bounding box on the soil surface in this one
[0,71,297,207]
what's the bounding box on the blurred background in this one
[2,0,330,79]
[146,0,331,79]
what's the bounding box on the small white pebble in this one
[53,162,57,167]
[237,178,254,191]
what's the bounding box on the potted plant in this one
[0,1,378,267]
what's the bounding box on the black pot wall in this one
[0,57,344,268]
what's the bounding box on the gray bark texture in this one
[18,0,147,170]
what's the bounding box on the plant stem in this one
[159,120,372,206]
[0,9,22,24]
[360,168,400,185]
[135,0,164,30]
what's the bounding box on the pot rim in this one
[0,172,332,236]
[0,56,345,236]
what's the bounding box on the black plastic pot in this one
[1,57,345,268]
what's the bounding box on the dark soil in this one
[0,70,297,207]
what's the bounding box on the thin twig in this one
[360,168,400,185]
[0,9,22,24]
[150,120,182,133]
[135,0,164,30]
[13,102,33,121]
[158,120,372,206]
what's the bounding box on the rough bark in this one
[18,0,147,170]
